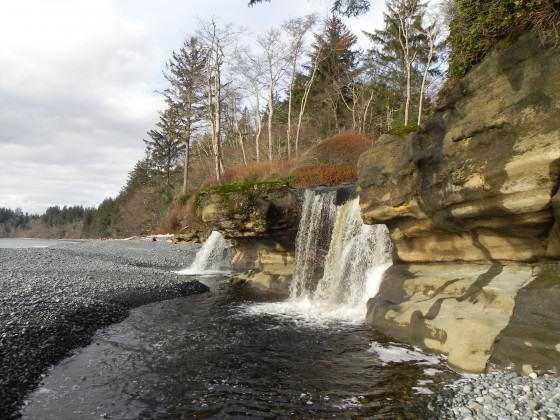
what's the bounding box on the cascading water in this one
[245,188,393,324]
[177,231,231,275]
[311,198,392,319]
[290,189,338,297]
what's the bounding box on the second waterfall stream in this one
[246,188,393,324]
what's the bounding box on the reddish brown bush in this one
[292,164,357,188]
[296,132,373,168]
[200,159,296,189]
[155,203,184,234]
[156,195,204,234]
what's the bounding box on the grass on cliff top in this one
[199,177,294,196]
[386,124,418,137]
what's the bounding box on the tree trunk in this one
[182,136,190,195]
[286,61,297,160]
[254,86,262,162]
[418,33,435,126]
[267,83,274,161]
[295,48,321,156]
[404,64,411,126]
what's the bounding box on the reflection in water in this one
[22,278,457,419]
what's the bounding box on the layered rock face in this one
[196,181,298,292]
[358,34,560,373]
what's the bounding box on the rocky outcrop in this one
[359,33,560,263]
[229,237,295,293]
[196,181,298,292]
[367,263,539,372]
[359,34,560,373]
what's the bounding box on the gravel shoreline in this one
[0,240,208,419]
[435,371,560,419]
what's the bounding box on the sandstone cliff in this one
[358,33,560,374]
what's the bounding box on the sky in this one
[0,0,388,214]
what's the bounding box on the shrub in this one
[449,0,560,79]
[200,160,296,189]
[292,165,357,188]
[296,132,373,168]
[387,124,418,137]
[156,195,204,234]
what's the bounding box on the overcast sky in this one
[0,0,388,213]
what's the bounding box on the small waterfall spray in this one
[177,231,231,275]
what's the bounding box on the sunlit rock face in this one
[358,34,560,264]
[359,33,560,374]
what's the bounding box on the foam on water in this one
[176,231,231,275]
[368,342,442,366]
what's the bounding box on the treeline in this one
[0,205,111,239]
[140,2,445,191]
[0,208,37,238]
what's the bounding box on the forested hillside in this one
[83,1,446,238]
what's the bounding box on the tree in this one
[144,109,183,188]
[364,0,428,127]
[295,46,321,155]
[257,28,287,161]
[417,16,441,125]
[248,0,371,16]
[198,19,238,182]
[310,15,359,133]
[163,37,206,195]
[233,48,265,162]
[283,14,318,159]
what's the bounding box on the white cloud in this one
[0,0,385,213]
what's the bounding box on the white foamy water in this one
[243,190,393,325]
[176,231,231,275]
[368,342,442,366]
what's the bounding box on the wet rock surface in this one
[0,240,208,419]
[436,371,560,419]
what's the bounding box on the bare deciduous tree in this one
[417,17,439,125]
[283,14,317,159]
[257,28,287,161]
[295,46,322,156]
[395,0,420,127]
[198,19,238,182]
[233,48,265,162]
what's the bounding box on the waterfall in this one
[313,198,392,313]
[244,188,393,324]
[290,189,338,297]
[177,231,231,275]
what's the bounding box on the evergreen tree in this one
[163,37,206,194]
[144,109,183,188]
[309,15,359,134]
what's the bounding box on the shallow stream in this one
[22,276,457,419]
